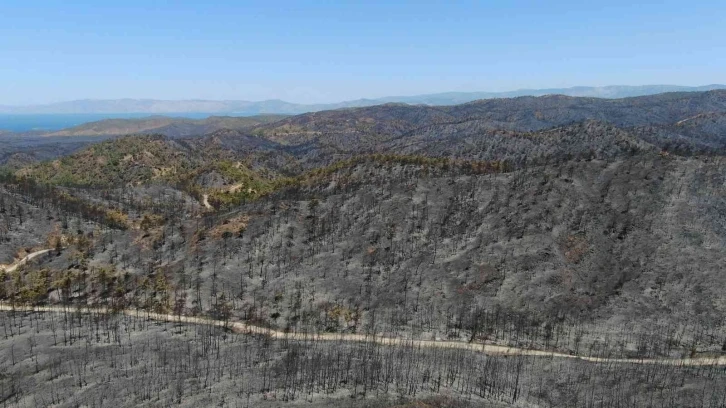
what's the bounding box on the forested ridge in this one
[2,91,726,407]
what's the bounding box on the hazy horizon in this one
[1,83,724,109]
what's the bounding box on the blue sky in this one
[1,0,724,104]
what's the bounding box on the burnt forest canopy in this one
[3,90,726,408]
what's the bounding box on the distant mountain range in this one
[2,84,725,115]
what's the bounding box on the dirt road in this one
[201,194,213,210]
[0,249,52,273]
[2,303,725,367]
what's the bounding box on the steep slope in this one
[191,153,726,355]
[263,119,658,169]
[377,120,654,164]
[633,111,726,154]
[0,135,97,169]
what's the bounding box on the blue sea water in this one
[0,113,229,133]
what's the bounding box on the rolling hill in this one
[43,114,287,137]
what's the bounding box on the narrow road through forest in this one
[201,194,214,210]
[0,249,52,273]
[2,303,725,367]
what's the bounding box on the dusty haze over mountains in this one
[2,84,725,115]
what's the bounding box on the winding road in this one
[2,303,725,367]
[2,246,724,366]
[0,249,52,273]
[201,194,213,210]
